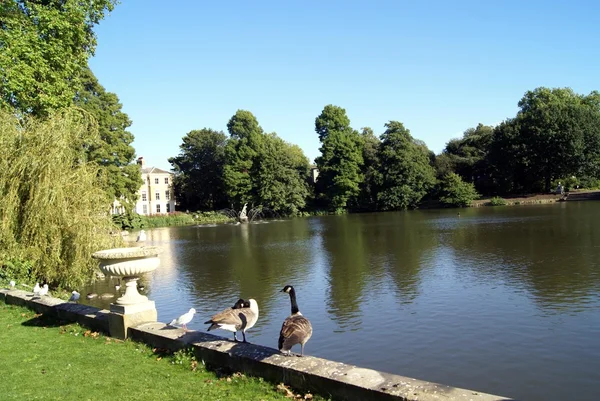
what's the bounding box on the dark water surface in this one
[84,202,600,401]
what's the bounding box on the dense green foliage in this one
[0,303,323,401]
[171,110,310,216]
[169,128,228,211]
[438,173,480,207]
[487,196,507,206]
[0,0,116,116]
[0,110,121,288]
[377,121,436,210]
[74,66,142,207]
[314,105,364,211]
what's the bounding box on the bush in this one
[487,196,507,206]
[0,109,122,288]
[438,173,480,207]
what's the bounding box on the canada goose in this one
[204,298,259,342]
[169,308,196,331]
[279,285,312,356]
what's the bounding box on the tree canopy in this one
[377,121,436,210]
[74,66,142,207]
[314,105,363,211]
[0,0,117,116]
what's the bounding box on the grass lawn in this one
[0,302,322,401]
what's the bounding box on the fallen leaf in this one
[156,357,162,361]
[304,394,313,400]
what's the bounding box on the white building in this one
[110,157,176,216]
[135,157,176,215]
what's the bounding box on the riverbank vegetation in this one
[0,303,324,401]
[170,88,600,215]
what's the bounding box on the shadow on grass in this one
[21,312,70,328]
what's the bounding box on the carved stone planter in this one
[92,246,161,339]
[92,246,161,306]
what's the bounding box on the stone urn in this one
[92,246,161,306]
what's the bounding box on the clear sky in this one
[89,0,600,171]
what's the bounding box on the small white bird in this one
[169,308,196,331]
[39,284,49,297]
[136,229,146,242]
[69,291,80,302]
[33,283,41,296]
[9,280,16,289]
[115,279,121,291]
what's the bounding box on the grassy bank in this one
[0,302,324,401]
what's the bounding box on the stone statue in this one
[239,203,248,223]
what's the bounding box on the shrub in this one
[438,173,480,207]
[487,196,507,206]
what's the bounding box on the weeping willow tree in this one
[0,109,122,288]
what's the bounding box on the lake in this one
[83,202,600,401]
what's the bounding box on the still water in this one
[84,202,600,401]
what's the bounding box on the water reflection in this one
[81,204,600,401]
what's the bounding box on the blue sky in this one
[89,0,600,170]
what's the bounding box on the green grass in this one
[0,303,323,401]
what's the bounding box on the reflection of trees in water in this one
[172,219,314,324]
[322,212,436,327]
[446,204,600,313]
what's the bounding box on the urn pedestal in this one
[92,246,161,339]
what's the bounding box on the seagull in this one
[39,284,49,297]
[33,283,41,296]
[169,308,196,331]
[136,230,146,242]
[69,291,80,302]
[9,280,16,289]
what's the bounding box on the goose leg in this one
[233,332,238,342]
[242,332,247,343]
[300,344,305,357]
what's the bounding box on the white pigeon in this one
[169,308,196,331]
[136,230,146,242]
[9,280,16,289]
[69,291,80,302]
[39,284,49,297]
[33,283,41,296]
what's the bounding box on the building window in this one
[154,177,159,184]
[165,190,170,200]
[166,204,171,213]
[155,192,160,200]
[142,205,148,214]
[164,177,169,184]
[141,191,147,201]
[156,204,161,213]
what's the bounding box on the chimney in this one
[137,157,145,168]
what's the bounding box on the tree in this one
[438,173,480,207]
[377,121,436,210]
[223,110,264,208]
[255,133,310,215]
[489,87,600,193]
[0,0,116,116]
[442,123,494,193]
[74,66,142,208]
[314,105,363,211]
[353,127,381,211]
[169,128,228,211]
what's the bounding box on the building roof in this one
[141,167,172,175]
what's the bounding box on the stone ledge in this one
[1,288,514,401]
[131,323,514,401]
